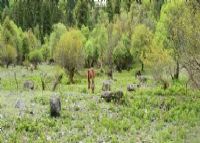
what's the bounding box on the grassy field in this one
[0,65,200,143]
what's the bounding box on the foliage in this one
[49,23,66,58]
[22,29,39,62]
[177,1,200,88]
[131,24,153,71]
[75,0,89,28]
[0,43,17,67]
[2,17,23,64]
[113,35,132,72]
[90,24,108,69]
[81,25,90,40]
[156,1,187,80]
[66,0,76,26]
[55,29,85,83]
[28,49,43,68]
[106,0,114,22]
[11,0,63,42]
[83,38,99,67]
[41,37,50,61]
[143,40,173,81]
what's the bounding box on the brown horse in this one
[87,68,95,93]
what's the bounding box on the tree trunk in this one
[141,62,144,71]
[52,74,63,91]
[107,68,113,80]
[173,61,179,80]
[6,63,9,68]
[34,63,38,70]
[69,68,75,84]
[100,60,103,73]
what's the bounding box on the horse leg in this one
[88,78,91,89]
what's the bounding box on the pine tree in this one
[66,0,76,26]
[114,0,121,14]
[106,0,113,22]
[75,0,89,28]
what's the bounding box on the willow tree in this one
[55,29,85,83]
[155,1,187,80]
[131,24,153,71]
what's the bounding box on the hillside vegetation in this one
[0,0,200,143]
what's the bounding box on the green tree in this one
[131,24,153,71]
[121,0,132,12]
[75,0,89,28]
[0,0,9,14]
[49,23,66,59]
[11,0,63,43]
[177,1,200,88]
[143,40,173,83]
[2,17,23,64]
[150,0,165,19]
[113,35,132,72]
[156,1,186,80]
[66,0,76,26]
[22,29,39,62]
[29,49,43,69]
[84,38,99,67]
[0,43,17,68]
[81,25,90,40]
[91,24,108,70]
[55,29,85,83]
[41,37,50,61]
[114,0,121,14]
[106,0,114,22]
[105,23,121,78]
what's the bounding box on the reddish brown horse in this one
[87,68,95,93]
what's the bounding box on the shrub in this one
[49,23,66,59]
[131,24,153,71]
[113,40,132,72]
[0,44,17,68]
[28,49,43,69]
[55,29,85,83]
[2,17,23,64]
[83,39,99,67]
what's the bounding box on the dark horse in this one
[87,68,95,93]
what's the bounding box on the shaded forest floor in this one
[0,65,200,143]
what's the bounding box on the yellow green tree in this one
[131,24,153,71]
[55,29,85,83]
[143,40,173,81]
[0,43,17,68]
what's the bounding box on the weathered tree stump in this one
[101,91,113,102]
[127,84,139,92]
[101,90,124,102]
[102,80,111,91]
[50,95,61,117]
[15,99,25,109]
[23,80,34,90]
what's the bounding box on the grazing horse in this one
[87,68,95,93]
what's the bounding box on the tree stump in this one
[102,80,111,91]
[50,95,61,117]
[101,90,124,102]
[127,84,139,92]
[23,80,34,90]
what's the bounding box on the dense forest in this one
[0,0,199,86]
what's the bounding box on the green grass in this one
[0,65,200,143]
